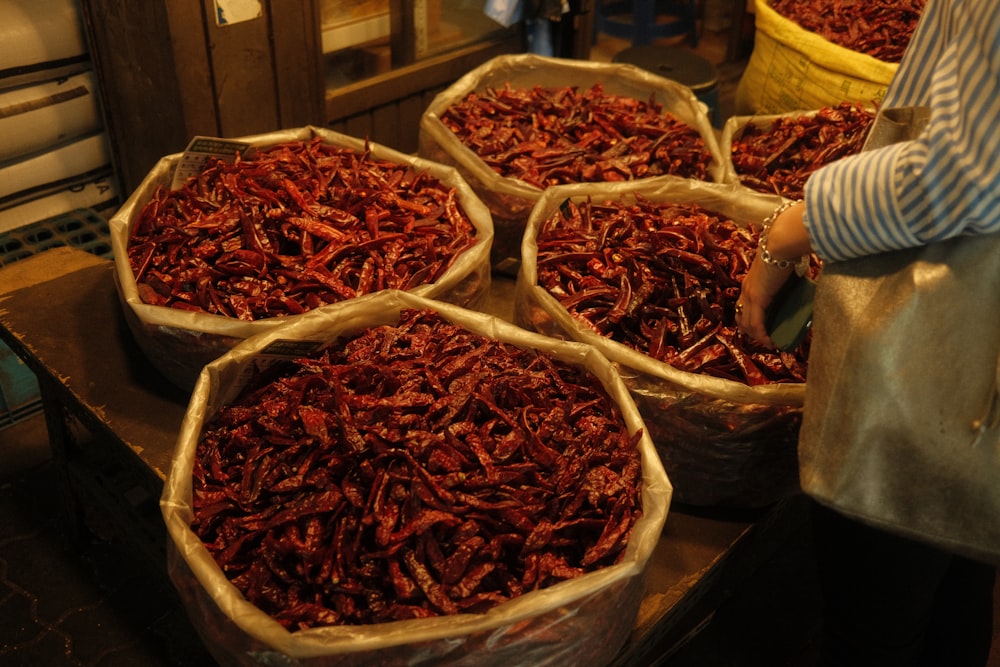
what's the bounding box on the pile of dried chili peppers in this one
[768,0,926,63]
[191,309,643,630]
[439,83,713,188]
[127,139,477,321]
[536,197,809,386]
[730,102,876,199]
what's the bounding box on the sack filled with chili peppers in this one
[418,53,725,274]
[110,126,494,392]
[735,0,921,114]
[514,178,811,508]
[721,102,877,200]
[160,290,671,667]
[768,0,925,64]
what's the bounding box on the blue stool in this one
[613,44,721,127]
[596,0,699,47]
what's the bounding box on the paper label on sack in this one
[214,0,263,25]
[171,136,253,189]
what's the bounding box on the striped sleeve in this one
[880,0,951,109]
[804,0,1000,262]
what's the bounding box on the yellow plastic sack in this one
[735,0,899,115]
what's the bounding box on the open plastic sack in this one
[418,53,725,273]
[719,103,876,199]
[161,290,671,666]
[735,0,899,114]
[110,126,494,391]
[514,178,804,508]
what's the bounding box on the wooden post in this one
[80,0,324,194]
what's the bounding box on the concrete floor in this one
[0,415,214,666]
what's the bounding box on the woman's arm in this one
[738,0,1000,346]
[806,0,1000,262]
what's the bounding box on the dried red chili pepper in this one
[768,0,925,63]
[536,197,809,386]
[440,83,713,188]
[191,309,643,630]
[127,139,477,321]
[730,102,876,199]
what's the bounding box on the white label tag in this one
[171,136,253,190]
[214,0,263,26]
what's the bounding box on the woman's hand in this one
[736,201,813,346]
[737,257,795,346]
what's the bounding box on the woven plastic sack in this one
[0,71,102,164]
[734,0,898,115]
[110,126,494,391]
[161,289,671,667]
[515,179,805,508]
[0,0,90,91]
[0,176,118,235]
[0,133,111,211]
[419,53,725,274]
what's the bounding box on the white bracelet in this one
[758,199,806,271]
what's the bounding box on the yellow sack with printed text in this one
[735,0,899,115]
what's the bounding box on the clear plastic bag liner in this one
[719,106,877,192]
[161,289,672,666]
[514,178,805,507]
[418,54,726,270]
[110,126,494,391]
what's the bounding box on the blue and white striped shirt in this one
[804,0,1000,262]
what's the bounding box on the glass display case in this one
[320,0,526,154]
[322,0,393,88]
[321,0,516,88]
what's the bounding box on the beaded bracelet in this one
[758,199,806,271]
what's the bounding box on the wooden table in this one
[0,247,807,665]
